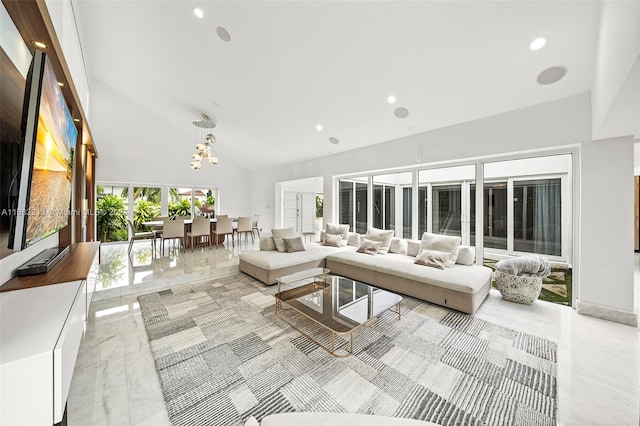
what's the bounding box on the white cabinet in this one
[0,241,100,425]
[0,281,85,425]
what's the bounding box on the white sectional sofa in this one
[238,229,492,314]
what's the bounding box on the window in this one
[338,177,368,234]
[514,178,561,256]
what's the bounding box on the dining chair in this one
[187,217,211,251]
[251,214,260,239]
[151,216,168,241]
[213,216,234,247]
[161,218,185,256]
[127,219,156,254]
[235,216,253,245]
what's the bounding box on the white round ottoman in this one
[494,270,543,304]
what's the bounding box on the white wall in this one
[92,80,252,218]
[592,0,640,140]
[45,0,91,118]
[579,136,635,312]
[250,92,636,317]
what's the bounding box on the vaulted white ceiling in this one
[74,0,602,172]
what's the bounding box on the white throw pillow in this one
[259,236,276,251]
[407,240,421,257]
[347,232,361,247]
[271,228,298,252]
[389,238,408,254]
[456,245,476,265]
[324,223,349,240]
[364,228,394,254]
[419,232,461,267]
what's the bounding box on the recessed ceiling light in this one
[537,65,567,85]
[394,107,409,118]
[387,95,397,104]
[57,81,64,87]
[193,8,204,19]
[216,26,231,42]
[33,41,47,49]
[329,137,340,144]
[315,124,323,131]
[529,36,547,51]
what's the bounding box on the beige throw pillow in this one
[414,249,449,270]
[259,236,276,251]
[364,228,394,254]
[356,238,382,255]
[347,232,361,247]
[271,228,298,252]
[283,236,306,253]
[323,233,343,247]
[324,223,349,241]
[419,232,461,266]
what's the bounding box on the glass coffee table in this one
[275,268,402,357]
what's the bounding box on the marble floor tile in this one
[67,243,640,425]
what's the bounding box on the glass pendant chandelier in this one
[190,114,219,170]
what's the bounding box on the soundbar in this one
[15,246,70,276]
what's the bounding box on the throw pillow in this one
[356,238,382,255]
[271,228,298,252]
[259,236,276,251]
[456,245,475,265]
[389,237,408,254]
[324,223,349,240]
[419,232,461,266]
[407,240,421,257]
[347,232,361,247]
[414,249,449,270]
[323,233,343,247]
[283,236,306,253]
[364,227,394,254]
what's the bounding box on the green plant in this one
[205,195,215,205]
[315,195,323,218]
[133,199,159,230]
[96,194,127,242]
[168,199,191,218]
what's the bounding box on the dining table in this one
[142,217,237,248]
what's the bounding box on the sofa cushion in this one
[407,240,421,257]
[259,236,276,251]
[326,250,491,294]
[365,228,394,254]
[272,228,298,252]
[347,232,361,247]
[415,249,449,269]
[284,236,305,253]
[419,232,461,266]
[356,238,382,255]
[456,245,475,265]
[389,237,408,254]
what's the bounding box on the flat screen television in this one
[9,50,78,251]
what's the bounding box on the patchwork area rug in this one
[138,273,557,426]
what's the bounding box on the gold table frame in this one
[274,268,402,357]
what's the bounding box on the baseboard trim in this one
[576,300,638,327]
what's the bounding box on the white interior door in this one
[282,192,315,233]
